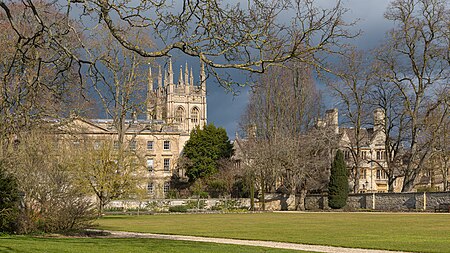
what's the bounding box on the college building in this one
[55,60,207,198]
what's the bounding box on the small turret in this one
[179,66,184,86]
[147,67,153,92]
[157,65,162,88]
[168,58,174,85]
[373,108,385,134]
[185,63,189,87]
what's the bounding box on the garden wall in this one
[105,192,450,212]
[305,192,450,211]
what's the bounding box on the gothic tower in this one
[146,59,207,133]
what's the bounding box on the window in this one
[175,106,184,123]
[361,151,367,160]
[163,140,170,150]
[163,182,170,194]
[147,182,154,194]
[164,158,170,172]
[191,107,199,124]
[376,169,387,179]
[376,150,385,160]
[147,141,154,150]
[129,140,137,150]
[146,158,154,172]
[359,169,366,179]
[113,141,119,150]
[344,150,350,160]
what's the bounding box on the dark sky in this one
[196,0,395,139]
[117,0,395,139]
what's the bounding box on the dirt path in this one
[92,229,410,253]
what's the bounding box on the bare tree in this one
[327,48,373,193]
[1,0,356,88]
[376,0,450,191]
[420,89,449,190]
[87,25,153,147]
[368,62,408,192]
[240,62,333,210]
[1,130,95,233]
[0,2,84,147]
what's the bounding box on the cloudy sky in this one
[171,0,395,139]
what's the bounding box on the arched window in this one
[175,106,184,123]
[191,107,200,124]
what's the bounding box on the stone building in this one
[318,108,402,193]
[57,60,207,198]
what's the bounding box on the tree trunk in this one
[296,188,307,211]
[250,178,255,211]
[401,172,416,192]
[260,175,265,211]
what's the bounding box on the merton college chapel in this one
[58,60,207,198]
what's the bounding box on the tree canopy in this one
[183,124,233,182]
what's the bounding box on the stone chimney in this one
[325,108,339,134]
[373,108,385,134]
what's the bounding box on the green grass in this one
[0,236,306,253]
[97,212,450,253]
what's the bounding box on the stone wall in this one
[105,192,450,212]
[106,198,251,212]
[305,192,450,211]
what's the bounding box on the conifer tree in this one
[183,124,233,182]
[0,163,20,233]
[328,150,349,209]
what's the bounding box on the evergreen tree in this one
[183,124,234,182]
[328,150,349,209]
[0,163,20,233]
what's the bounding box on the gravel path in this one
[92,229,411,253]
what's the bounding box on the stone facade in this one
[318,109,403,193]
[56,61,207,198]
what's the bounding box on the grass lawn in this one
[97,212,450,253]
[0,236,306,253]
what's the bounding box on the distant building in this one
[318,108,402,193]
[56,60,207,198]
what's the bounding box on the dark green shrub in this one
[207,179,227,198]
[168,205,188,213]
[0,165,20,233]
[328,150,349,209]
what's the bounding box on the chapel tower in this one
[146,59,207,133]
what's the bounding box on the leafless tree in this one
[368,62,408,192]
[375,0,449,191]
[1,130,95,233]
[1,0,356,88]
[327,48,373,193]
[240,62,336,210]
[0,2,84,148]
[86,24,153,147]
[420,89,449,190]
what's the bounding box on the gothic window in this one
[175,106,184,123]
[376,150,385,160]
[191,107,200,124]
